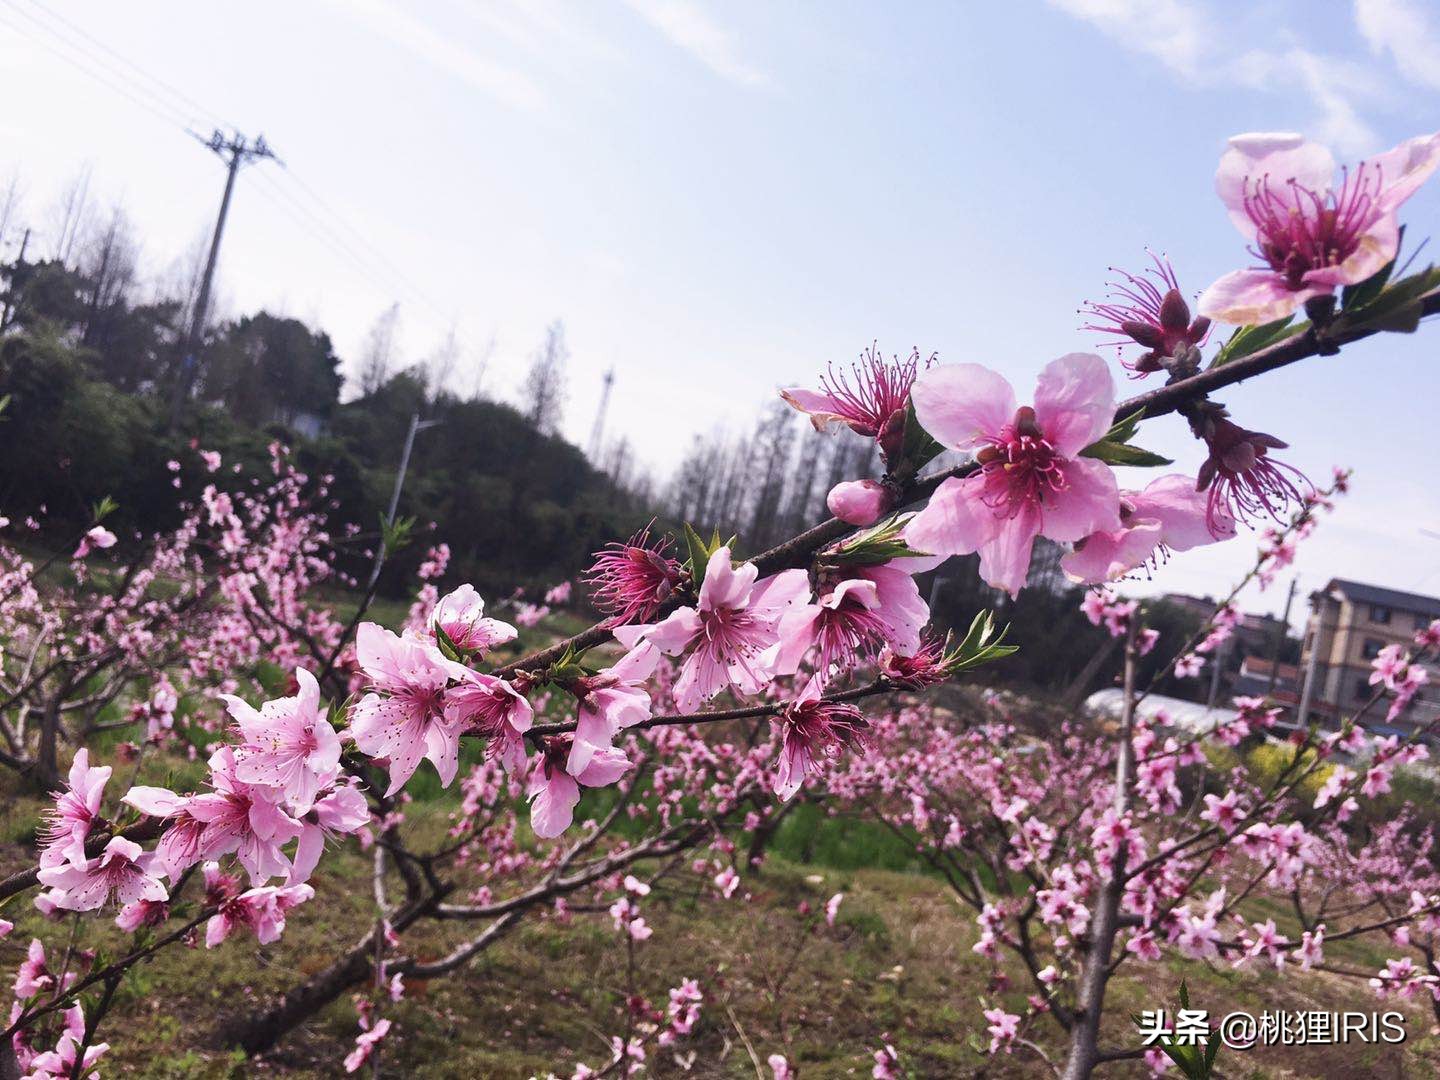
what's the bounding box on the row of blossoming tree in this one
[2,128,1440,1078]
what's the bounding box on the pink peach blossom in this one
[905,354,1121,596]
[1199,130,1440,324]
[1061,474,1234,583]
[350,622,472,795]
[38,749,111,872]
[225,668,340,813]
[35,836,167,912]
[431,584,516,654]
[614,548,809,711]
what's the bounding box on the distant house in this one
[1162,593,1288,654]
[1231,656,1301,705]
[1298,578,1440,730]
[273,406,326,440]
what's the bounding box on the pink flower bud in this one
[826,480,893,526]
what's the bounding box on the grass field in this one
[4,604,1440,1078]
[4,755,1440,1078]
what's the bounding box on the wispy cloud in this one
[1047,0,1206,79]
[1355,0,1440,91]
[331,0,546,111]
[622,0,769,88]
[1048,0,1382,153]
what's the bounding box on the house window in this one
[1362,638,1385,660]
[1370,605,1392,624]
[1355,677,1371,701]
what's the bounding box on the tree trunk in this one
[1061,624,1138,1079]
[214,891,442,1054]
[31,678,72,792]
[214,935,372,1053]
[1061,636,1120,710]
[744,799,797,874]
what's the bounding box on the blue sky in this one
[2,0,1438,619]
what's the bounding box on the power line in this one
[273,165,452,323]
[0,2,195,131]
[18,0,234,131]
[3,0,456,332]
[242,167,422,308]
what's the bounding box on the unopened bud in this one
[1120,320,1165,349]
[826,479,895,527]
[1158,288,1191,333]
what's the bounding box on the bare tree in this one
[467,331,497,401]
[359,303,402,396]
[0,170,23,249]
[79,205,140,346]
[49,165,94,265]
[425,326,461,401]
[747,401,798,547]
[521,319,569,435]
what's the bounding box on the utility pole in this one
[1,227,31,331]
[366,413,442,592]
[1266,576,1299,698]
[587,366,615,462]
[1297,593,1323,728]
[1205,634,1228,710]
[166,130,277,430]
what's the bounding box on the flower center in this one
[1243,166,1380,289]
[975,407,1068,517]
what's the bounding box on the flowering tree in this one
[1,127,1439,1077]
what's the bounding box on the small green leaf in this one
[1098,408,1145,446]
[682,522,710,589]
[434,622,462,662]
[1210,315,1303,368]
[379,513,417,557]
[900,396,944,473]
[1339,264,1440,334]
[1342,234,1399,311]
[1079,441,1173,467]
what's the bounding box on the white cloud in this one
[622,0,769,88]
[1230,47,1381,154]
[1047,0,1207,78]
[329,0,546,111]
[1355,0,1440,91]
[1049,0,1382,154]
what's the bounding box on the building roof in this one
[1325,579,1440,619]
[1239,656,1300,681]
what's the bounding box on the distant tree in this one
[48,165,94,265]
[425,327,461,401]
[0,170,23,249]
[747,401,798,547]
[521,320,569,435]
[79,206,140,348]
[203,312,344,427]
[359,303,401,395]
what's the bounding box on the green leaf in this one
[682,522,711,589]
[1098,407,1145,446]
[1079,440,1172,467]
[379,513,417,557]
[91,494,119,522]
[899,396,944,473]
[1339,264,1440,335]
[1210,315,1303,369]
[828,514,921,566]
[434,622,463,662]
[1342,233,1399,311]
